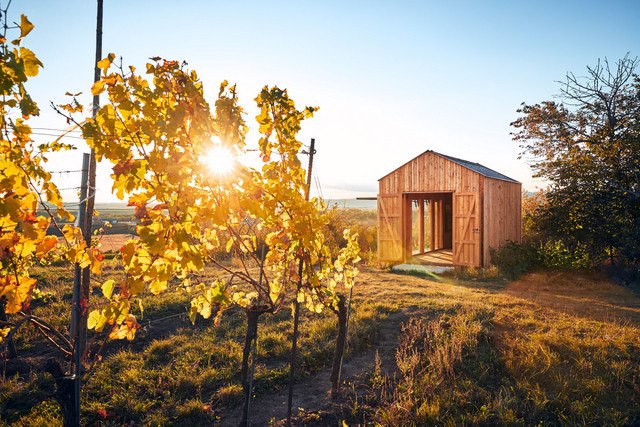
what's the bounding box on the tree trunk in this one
[0,299,17,359]
[330,294,348,399]
[240,309,261,426]
[45,358,77,427]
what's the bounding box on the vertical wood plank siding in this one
[379,152,481,194]
[482,178,522,265]
[378,194,403,261]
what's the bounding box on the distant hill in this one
[323,199,376,210]
[44,199,377,220]
[87,199,379,211]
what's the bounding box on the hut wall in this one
[378,194,403,262]
[482,178,522,265]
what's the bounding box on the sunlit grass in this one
[0,264,389,425]
[1,264,639,425]
[358,270,640,425]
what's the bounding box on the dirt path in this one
[222,307,421,426]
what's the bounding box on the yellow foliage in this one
[0,18,79,318]
[54,53,361,339]
[108,314,140,341]
[101,279,115,299]
[0,276,36,314]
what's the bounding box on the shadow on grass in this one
[0,375,55,424]
[502,270,640,324]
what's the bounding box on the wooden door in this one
[378,194,403,262]
[453,193,481,266]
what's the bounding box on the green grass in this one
[1,264,639,426]
[0,262,388,426]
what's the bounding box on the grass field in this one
[1,262,639,425]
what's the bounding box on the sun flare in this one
[202,145,235,175]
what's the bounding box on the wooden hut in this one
[378,150,521,267]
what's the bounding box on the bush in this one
[539,239,591,269]
[603,262,640,291]
[491,241,539,280]
[492,239,594,280]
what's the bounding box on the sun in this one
[202,145,235,175]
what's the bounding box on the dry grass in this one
[1,265,639,425]
[352,269,640,425]
[502,270,640,323]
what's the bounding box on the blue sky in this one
[16,0,640,202]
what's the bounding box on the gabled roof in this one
[379,150,520,184]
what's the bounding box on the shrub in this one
[374,310,492,425]
[604,262,640,291]
[492,239,594,280]
[538,239,591,269]
[491,241,539,279]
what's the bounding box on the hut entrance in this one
[404,192,453,265]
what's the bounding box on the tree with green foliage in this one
[511,55,640,270]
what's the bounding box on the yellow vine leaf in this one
[17,239,36,258]
[18,47,42,77]
[35,235,57,259]
[225,237,234,252]
[108,314,139,341]
[89,247,104,275]
[101,279,115,299]
[87,310,103,330]
[0,276,36,314]
[19,15,34,38]
[149,279,167,295]
[96,53,115,72]
[91,80,105,96]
